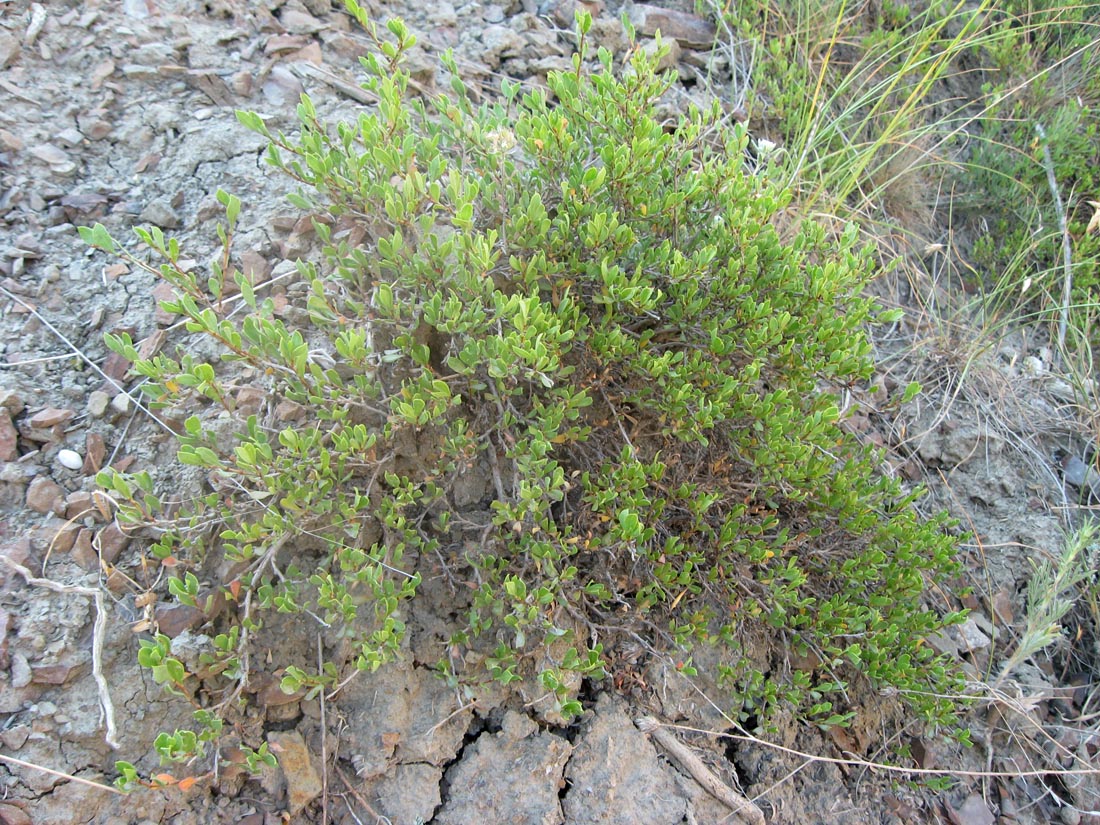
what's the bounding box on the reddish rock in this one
[155,603,204,638]
[0,390,24,416]
[0,802,31,825]
[105,568,129,594]
[267,731,322,815]
[65,490,95,520]
[628,3,717,49]
[0,606,10,669]
[19,421,64,444]
[281,8,323,34]
[28,407,74,428]
[289,42,323,65]
[275,400,306,422]
[0,538,32,571]
[26,476,64,515]
[239,249,271,284]
[236,387,266,417]
[153,281,181,326]
[71,528,97,570]
[96,521,129,563]
[31,662,82,685]
[0,413,17,461]
[100,351,131,389]
[256,673,305,707]
[264,34,313,54]
[82,431,106,474]
[35,519,78,553]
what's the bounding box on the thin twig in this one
[318,635,329,825]
[333,762,388,822]
[635,716,766,825]
[0,557,119,749]
[0,287,173,435]
[0,753,125,795]
[666,720,1100,780]
[425,700,478,738]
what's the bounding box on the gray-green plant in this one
[83,2,969,784]
[995,520,1097,687]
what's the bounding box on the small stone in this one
[0,725,30,750]
[268,731,322,815]
[275,400,306,422]
[153,281,180,325]
[550,0,604,29]
[956,617,991,651]
[155,603,204,639]
[432,0,457,26]
[236,387,266,417]
[37,519,78,553]
[122,0,150,18]
[29,407,74,428]
[239,249,270,283]
[110,393,132,417]
[31,662,80,685]
[265,700,301,724]
[10,654,31,689]
[642,36,681,71]
[26,476,64,515]
[628,3,717,49]
[83,432,105,475]
[483,4,506,23]
[64,491,95,520]
[0,391,24,416]
[140,197,181,229]
[56,449,82,470]
[71,529,97,570]
[0,129,23,152]
[87,390,110,417]
[953,794,994,825]
[0,32,21,70]
[991,590,1014,624]
[0,414,17,461]
[258,676,305,707]
[230,70,253,96]
[29,143,77,176]
[0,538,32,571]
[53,129,84,149]
[480,25,524,68]
[105,569,129,595]
[96,522,129,564]
[289,41,323,65]
[282,8,323,34]
[262,65,303,106]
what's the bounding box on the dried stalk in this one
[635,716,766,825]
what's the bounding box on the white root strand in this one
[1,557,119,749]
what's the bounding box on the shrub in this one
[83,3,967,779]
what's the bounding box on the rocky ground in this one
[0,1,1097,823]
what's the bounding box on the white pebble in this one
[57,449,83,470]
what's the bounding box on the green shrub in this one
[83,3,967,778]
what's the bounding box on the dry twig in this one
[0,753,124,795]
[635,715,766,825]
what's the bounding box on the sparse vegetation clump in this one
[83,2,968,785]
